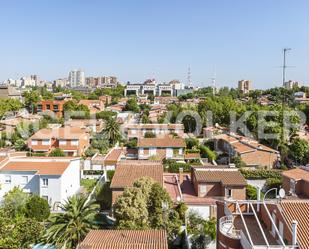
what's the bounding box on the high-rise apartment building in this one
[284,80,300,90]
[68,69,85,87]
[238,80,252,94]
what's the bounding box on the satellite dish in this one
[279,188,286,199]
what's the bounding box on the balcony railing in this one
[219,216,241,239]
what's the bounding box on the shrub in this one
[144,132,156,138]
[107,170,115,181]
[185,138,199,149]
[246,185,259,200]
[166,162,190,173]
[199,145,217,161]
[81,179,97,192]
[240,169,282,180]
[24,195,50,221]
[95,181,112,210]
[125,138,137,148]
[232,156,247,168]
[265,178,282,191]
[49,148,65,157]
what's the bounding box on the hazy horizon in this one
[1,0,308,89]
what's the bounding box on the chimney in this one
[292,220,298,248]
[179,167,184,186]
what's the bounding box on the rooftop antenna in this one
[187,66,192,88]
[282,48,292,87]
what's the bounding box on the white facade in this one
[0,157,80,210]
[69,69,85,87]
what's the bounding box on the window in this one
[31,140,38,145]
[46,104,51,110]
[53,105,59,110]
[42,195,48,201]
[71,139,79,146]
[225,188,232,198]
[21,176,28,185]
[200,185,207,194]
[42,139,50,146]
[42,178,48,187]
[59,139,67,145]
[4,175,11,184]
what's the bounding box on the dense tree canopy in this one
[114,177,184,244]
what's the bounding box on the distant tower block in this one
[211,72,216,94]
[187,66,192,88]
[238,80,252,94]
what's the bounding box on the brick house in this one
[37,100,67,118]
[28,127,90,156]
[164,166,246,219]
[215,133,279,169]
[191,167,247,200]
[125,123,184,139]
[137,136,186,160]
[217,199,309,249]
[282,167,309,198]
[110,160,163,204]
[99,95,112,106]
[78,99,105,114]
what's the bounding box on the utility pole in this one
[282,48,291,87]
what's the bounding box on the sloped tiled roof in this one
[104,148,123,164]
[282,168,309,181]
[0,161,71,175]
[79,230,168,249]
[126,123,184,129]
[110,160,163,188]
[137,136,185,148]
[280,201,309,249]
[193,169,246,186]
[30,127,87,140]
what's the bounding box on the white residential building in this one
[69,69,85,87]
[0,153,80,210]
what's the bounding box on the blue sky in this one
[0,0,308,88]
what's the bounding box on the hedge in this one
[240,169,282,180]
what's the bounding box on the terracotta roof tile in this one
[137,136,185,148]
[110,160,163,188]
[282,168,309,181]
[104,148,123,164]
[126,123,184,129]
[280,201,309,249]
[0,161,71,175]
[193,169,246,186]
[30,127,88,140]
[185,153,201,159]
[79,230,168,249]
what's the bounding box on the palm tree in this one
[103,117,122,145]
[43,194,98,249]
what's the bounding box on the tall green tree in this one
[103,118,121,145]
[43,194,98,249]
[24,195,50,221]
[1,187,28,218]
[113,177,183,244]
[124,98,140,113]
[289,138,309,164]
[24,90,40,114]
